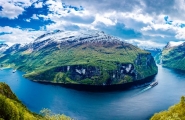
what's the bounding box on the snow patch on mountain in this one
[34,30,122,44]
[165,41,184,48]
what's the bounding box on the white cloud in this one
[140,15,185,40]
[45,0,64,15]
[34,2,43,8]
[45,22,66,31]
[141,26,152,31]
[92,13,117,26]
[175,27,185,40]
[37,14,50,20]
[37,0,95,30]
[1,0,185,48]
[25,19,31,22]
[174,0,185,14]
[0,26,45,46]
[126,39,166,48]
[0,0,37,19]
[31,14,39,20]
[0,1,24,19]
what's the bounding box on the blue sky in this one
[0,0,185,48]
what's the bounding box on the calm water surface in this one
[0,65,185,120]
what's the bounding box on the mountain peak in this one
[164,41,184,49]
[34,30,121,44]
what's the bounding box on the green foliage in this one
[0,82,18,101]
[124,75,133,82]
[162,46,185,70]
[40,108,71,120]
[79,78,94,84]
[151,96,185,120]
[0,82,71,120]
[0,83,42,120]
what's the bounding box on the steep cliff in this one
[0,30,157,85]
[161,41,185,70]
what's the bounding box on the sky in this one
[0,0,185,48]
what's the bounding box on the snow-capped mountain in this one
[0,30,157,86]
[34,30,122,44]
[22,30,127,51]
[1,30,128,54]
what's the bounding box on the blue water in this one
[0,65,185,120]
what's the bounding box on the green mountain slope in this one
[0,30,157,85]
[151,96,185,120]
[162,42,185,70]
[0,82,71,120]
[0,82,43,120]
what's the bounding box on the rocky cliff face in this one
[0,30,158,85]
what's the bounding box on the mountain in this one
[0,43,8,53]
[161,41,185,70]
[164,41,184,49]
[0,30,157,85]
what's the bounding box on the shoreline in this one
[1,67,157,92]
[30,74,157,92]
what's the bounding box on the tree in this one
[180,96,185,106]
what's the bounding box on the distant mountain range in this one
[0,30,157,86]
